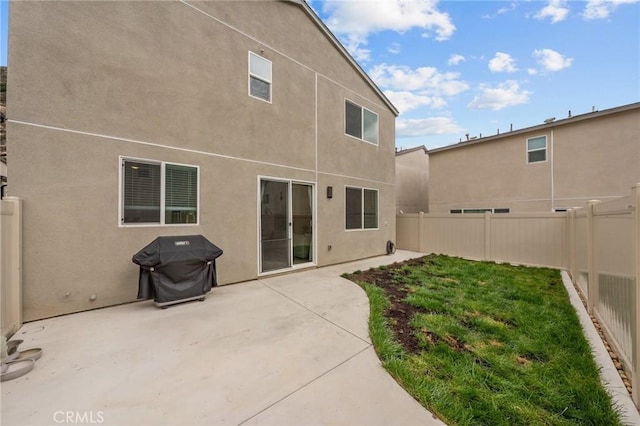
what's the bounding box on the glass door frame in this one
[257,176,316,276]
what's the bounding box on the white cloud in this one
[384,90,446,114]
[583,0,639,20]
[369,63,469,97]
[342,35,372,62]
[396,117,465,137]
[533,48,574,72]
[448,54,465,66]
[321,0,455,61]
[387,43,401,55]
[535,0,570,23]
[488,52,518,73]
[468,80,531,111]
[482,1,518,19]
[497,2,518,15]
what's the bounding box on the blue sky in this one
[1,1,638,150]
[312,0,640,149]
[0,1,6,67]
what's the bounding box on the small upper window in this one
[249,52,272,102]
[345,100,378,145]
[527,136,547,163]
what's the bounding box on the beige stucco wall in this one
[7,0,396,320]
[395,148,429,214]
[553,110,640,209]
[429,105,640,213]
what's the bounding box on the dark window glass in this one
[165,164,198,224]
[528,150,546,163]
[345,101,362,139]
[123,160,161,223]
[363,189,378,228]
[345,187,362,229]
[250,76,270,101]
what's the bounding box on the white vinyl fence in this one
[1,196,22,339]
[397,211,567,268]
[397,183,640,407]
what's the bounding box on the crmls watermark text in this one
[53,411,105,424]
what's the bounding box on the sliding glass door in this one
[260,178,314,273]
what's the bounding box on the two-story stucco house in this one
[395,145,429,214]
[7,0,398,320]
[427,102,640,214]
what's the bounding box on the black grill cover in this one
[132,235,223,303]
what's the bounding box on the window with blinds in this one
[165,164,198,224]
[345,186,378,230]
[121,158,198,225]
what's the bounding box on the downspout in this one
[550,128,555,212]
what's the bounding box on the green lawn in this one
[346,254,621,426]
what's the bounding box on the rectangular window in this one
[165,164,198,224]
[249,52,272,102]
[121,158,198,225]
[527,136,547,163]
[449,208,510,214]
[123,160,161,224]
[346,187,378,230]
[463,208,493,214]
[345,100,378,145]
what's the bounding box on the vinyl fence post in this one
[0,197,23,337]
[418,211,425,253]
[567,209,576,279]
[586,200,600,315]
[484,210,491,261]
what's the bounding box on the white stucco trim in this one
[10,119,395,187]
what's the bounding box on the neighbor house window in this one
[121,158,198,225]
[345,100,378,144]
[249,52,272,102]
[450,208,510,214]
[527,136,547,163]
[346,187,378,230]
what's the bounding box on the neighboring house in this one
[395,145,428,214]
[428,102,640,213]
[7,0,398,320]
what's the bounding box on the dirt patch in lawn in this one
[346,257,428,354]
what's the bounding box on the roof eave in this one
[284,0,399,117]
[429,101,640,154]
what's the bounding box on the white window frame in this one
[119,156,200,227]
[450,208,510,214]
[345,186,379,231]
[526,135,547,164]
[248,51,272,103]
[344,99,378,145]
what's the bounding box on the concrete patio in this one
[1,250,446,426]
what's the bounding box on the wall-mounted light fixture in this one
[327,186,333,199]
